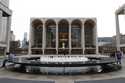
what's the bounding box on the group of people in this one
[111,51,123,65]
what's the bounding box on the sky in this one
[9,0,125,40]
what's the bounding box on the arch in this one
[71,19,82,48]
[45,19,56,48]
[58,19,69,29]
[84,19,95,48]
[32,19,43,28]
[84,19,95,28]
[45,19,56,27]
[58,19,69,49]
[71,19,82,27]
[31,19,43,48]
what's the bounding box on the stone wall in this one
[0,0,9,7]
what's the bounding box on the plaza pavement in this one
[0,56,125,83]
[74,78,125,83]
[0,78,54,83]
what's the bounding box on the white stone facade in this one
[115,4,125,51]
[0,0,12,55]
[29,18,98,55]
[0,0,9,7]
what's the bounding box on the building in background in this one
[29,18,98,55]
[10,31,15,41]
[98,34,125,55]
[98,37,112,46]
[21,32,28,49]
[0,0,12,56]
[9,40,20,53]
[112,34,125,47]
[9,32,29,55]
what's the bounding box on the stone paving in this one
[0,78,54,83]
[74,78,125,83]
[0,57,125,83]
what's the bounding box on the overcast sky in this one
[9,0,125,40]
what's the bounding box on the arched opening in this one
[71,19,82,48]
[31,19,43,54]
[84,19,95,47]
[45,19,56,54]
[58,19,69,54]
[45,19,56,48]
[84,19,95,54]
[71,19,82,54]
[58,19,69,48]
[32,19,43,48]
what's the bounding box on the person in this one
[1,52,10,67]
[1,52,15,67]
[115,51,123,64]
[8,52,16,61]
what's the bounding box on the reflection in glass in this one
[71,27,81,48]
[46,20,56,48]
[84,20,95,47]
[34,26,43,47]
[46,26,56,48]
[71,20,81,48]
[32,19,43,48]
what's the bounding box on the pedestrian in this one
[1,52,16,67]
[115,51,123,64]
[1,52,10,67]
[8,52,16,61]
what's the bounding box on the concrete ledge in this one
[0,2,12,15]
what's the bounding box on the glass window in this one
[46,20,56,48]
[31,19,43,48]
[71,20,82,48]
[58,20,69,48]
[84,20,95,48]
[71,27,81,48]
[33,25,43,47]
[46,26,56,48]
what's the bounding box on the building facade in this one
[0,0,9,7]
[98,37,112,46]
[0,0,12,55]
[29,18,98,55]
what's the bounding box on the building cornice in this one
[0,2,12,16]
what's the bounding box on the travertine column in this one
[0,10,2,43]
[7,16,11,53]
[69,21,71,54]
[56,21,58,54]
[42,21,45,54]
[92,19,99,54]
[95,22,99,54]
[82,20,85,55]
[115,14,120,51]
